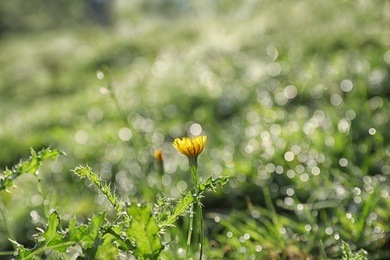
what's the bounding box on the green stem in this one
[0,251,15,256]
[107,82,129,126]
[190,162,199,191]
[188,160,204,259]
[187,161,198,258]
[36,175,49,219]
[186,203,194,257]
[156,162,164,193]
[25,241,75,260]
[197,202,204,260]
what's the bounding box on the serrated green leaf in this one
[20,156,40,175]
[163,191,194,226]
[198,176,229,193]
[102,224,135,251]
[38,148,63,160]
[14,211,69,259]
[9,239,29,258]
[1,148,63,191]
[95,233,120,259]
[40,211,63,246]
[126,204,163,259]
[81,213,106,249]
[73,165,92,178]
[68,213,106,249]
[68,219,88,242]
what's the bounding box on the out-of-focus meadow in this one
[1,0,390,259]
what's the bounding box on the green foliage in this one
[126,204,163,259]
[10,211,108,259]
[2,156,227,259]
[163,192,194,227]
[0,148,62,191]
[73,165,124,214]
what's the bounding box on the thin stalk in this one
[101,67,140,149]
[190,162,199,190]
[0,251,15,256]
[186,163,198,258]
[186,203,194,256]
[36,175,49,219]
[24,241,75,260]
[197,202,204,260]
[189,161,204,260]
[106,82,129,126]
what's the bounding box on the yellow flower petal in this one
[173,136,207,160]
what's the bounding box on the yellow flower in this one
[172,136,207,161]
[153,149,164,164]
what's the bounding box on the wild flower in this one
[173,135,207,260]
[172,136,207,164]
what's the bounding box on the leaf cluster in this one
[3,154,228,259]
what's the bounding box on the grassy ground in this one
[1,0,390,259]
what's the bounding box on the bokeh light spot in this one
[284,85,298,99]
[96,70,104,80]
[189,123,202,136]
[339,158,348,167]
[300,173,309,182]
[284,151,294,162]
[287,170,295,179]
[325,227,333,235]
[338,119,350,133]
[88,107,103,123]
[266,62,281,77]
[368,128,376,135]
[75,130,89,144]
[304,224,311,232]
[286,188,294,196]
[340,79,353,92]
[330,94,343,107]
[118,127,133,141]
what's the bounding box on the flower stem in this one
[186,163,198,258]
[190,161,198,190]
[189,161,204,259]
[197,202,204,260]
[186,203,194,255]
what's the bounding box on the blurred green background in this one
[1,0,390,258]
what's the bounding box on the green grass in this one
[1,0,390,259]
